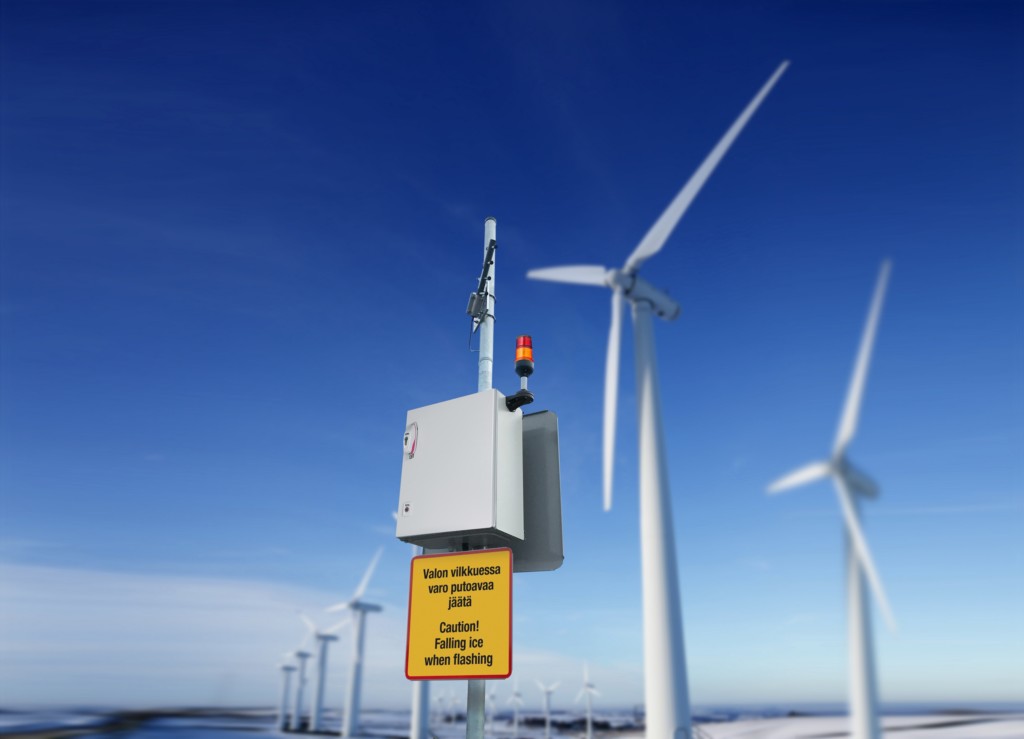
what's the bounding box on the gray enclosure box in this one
[396,389,524,550]
[510,410,564,572]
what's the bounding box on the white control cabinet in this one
[396,389,524,550]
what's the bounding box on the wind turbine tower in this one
[277,663,297,731]
[327,548,384,738]
[288,650,312,731]
[576,663,599,739]
[527,61,789,738]
[767,260,895,739]
[535,681,559,739]
[298,613,349,732]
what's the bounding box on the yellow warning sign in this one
[405,548,512,680]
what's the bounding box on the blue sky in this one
[1,0,1021,712]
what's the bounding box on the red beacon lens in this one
[515,335,534,376]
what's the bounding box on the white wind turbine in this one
[277,663,297,731]
[767,260,895,739]
[507,681,524,739]
[535,680,559,739]
[393,511,430,739]
[527,61,789,738]
[298,612,350,732]
[286,648,312,731]
[486,683,498,736]
[575,663,599,739]
[327,548,384,738]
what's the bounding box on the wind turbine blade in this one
[623,61,789,273]
[833,474,896,631]
[766,460,831,494]
[297,611,317,635]
[575,689,585,703]
[325,601,351,613]
[549,682,560,692]
[526,265,609,286]
[324,617,350,634]
[534,680,545,692]
[833,260,892,456]
[353,547,383,601]
[603,288,623,511]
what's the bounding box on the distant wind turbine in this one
[767,260,895,739]
[527,61,789,738]
[327,548,384,738]
[286,649,312,731]
[298,611,349,732]
[394,511,430,739]
[535,680,559,739]
[507,681,524,739]
[486,682,498,736]
[276,663,297,731]
[575,663,599,739]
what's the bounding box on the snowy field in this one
[696,714,1024,739]
[1,709,1022,739]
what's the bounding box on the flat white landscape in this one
[694,714,1024,739]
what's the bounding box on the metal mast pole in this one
[467,216,496,739]
[409,542,430,739]
[477,216,496,393]
[632,302,692,739]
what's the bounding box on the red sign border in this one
[404,547,513,681]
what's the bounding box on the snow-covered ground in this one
[1,709,1022,739]
[696,713,1024,739]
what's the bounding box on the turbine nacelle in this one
[837,457,879,499]
[330,601,383,614]
[613,271,681,321]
